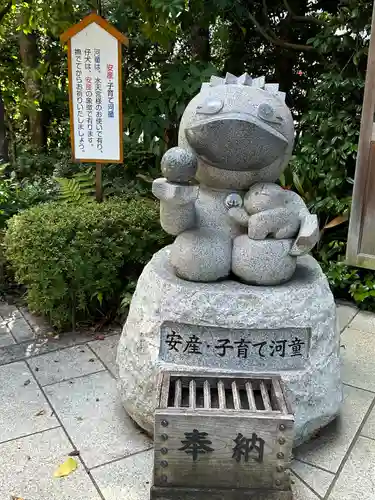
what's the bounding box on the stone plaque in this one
[159,322,310,370]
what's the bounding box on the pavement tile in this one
[6,309,35,342]
[45,371,152,468]
[0,331,117,366]
[0,340,47,366]
[350,310,375,334]
[341,327,375,391]
[28,345,105,386]
[19,306,52,336]
[0,321,15,347]
[89,334,120,378]
[0,302,18,320]
[92,449,153,500]
[0,303,35,342]
[294,384,373,472]
[328,436,375,500]
[360,401,375,438]
[0,427,101,500]
[291,460,335,497]
[0,361,59,442]
[290,472,320,500]
[337,303,358,332]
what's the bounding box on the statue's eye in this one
[197,98,223,115]
[258,103,282,123]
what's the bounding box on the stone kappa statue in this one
[152,73,319,285]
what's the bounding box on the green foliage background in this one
[0,0,374,327]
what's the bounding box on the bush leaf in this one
[323,214,349,230]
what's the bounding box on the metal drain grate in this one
[159,373,290,414]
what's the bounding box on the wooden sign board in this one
[61,14,128,164]
[152,371,294,500]
[347,1,375,269]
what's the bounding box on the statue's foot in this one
[170,228,231,282]
[232,235,297,285]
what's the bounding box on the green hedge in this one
[5,197,169,330]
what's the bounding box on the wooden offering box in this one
[151,372,294,500]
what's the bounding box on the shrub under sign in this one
[151,371,294,500]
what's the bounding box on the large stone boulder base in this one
[117,246,342,447]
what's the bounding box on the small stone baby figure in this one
[228,182,319,285]
[228,182,308,240]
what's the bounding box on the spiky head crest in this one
[202,72,286,101]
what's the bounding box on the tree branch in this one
[245,9,315,52]
[283,0,328,26]
[262,0,269,26]
[0,1,12,24]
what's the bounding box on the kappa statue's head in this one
[178,73,294,190]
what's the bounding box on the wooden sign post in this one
[347,1,375,268]
[61,13,128,201]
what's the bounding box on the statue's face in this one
[183,85,294,172]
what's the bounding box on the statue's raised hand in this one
[152,147,198,205]
[161,147,197,184]
[152,147,198,235]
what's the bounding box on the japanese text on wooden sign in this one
[178,429,265,463]
[61,14,128,163]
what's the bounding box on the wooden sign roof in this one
[60,12,129,47]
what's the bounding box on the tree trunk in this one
[274,0,309,100]
[0,94,9,163]
[188,0,210,61]
[224,23,247,76]
[190,24,210,62]
[19,15,45,148]
[274,49,296,100]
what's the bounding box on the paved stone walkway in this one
[0,301,374,499]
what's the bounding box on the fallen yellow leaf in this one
[11,496,25,500]
[53,457,78,478]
